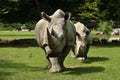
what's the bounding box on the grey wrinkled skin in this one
[71,22,92,60]
[35,9,76,72]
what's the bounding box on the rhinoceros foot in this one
[77,57,85,61]
[49,57,65,72]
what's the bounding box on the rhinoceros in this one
[35,9,76,72]
[71,22,92,60]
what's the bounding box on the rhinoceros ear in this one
[41,12,51,22]
[64,12,71,20]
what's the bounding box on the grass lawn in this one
[0,31,35,39]
[0,46,120,80]
[0,31,120,39]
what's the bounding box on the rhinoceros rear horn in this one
[47,28,56,49]
[64,12,71,20]
[41,12,51,22]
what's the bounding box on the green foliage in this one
[0,22,36,31]
[8,0,20,2]
[98,21,113,37]
[0,0,20,15]
[25,22,36,30]
[0,0,38,22]
[100,0,120,21]
[0,22,23,31]
[0,0,120,28]
[79,0,101,20]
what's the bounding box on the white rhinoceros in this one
[35,9,76,72]
[71,22,92,60]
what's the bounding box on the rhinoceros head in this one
[41,10,71,54]
[75,22,90,42]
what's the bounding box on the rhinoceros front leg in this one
[46,56,51,69]
[44,47,62,72]
[44,49,52,69]
[71,47,76,58]
[44,46,70,72]
[48,46,70,72]
[48,57,62,72]
[60,46,71,69]
[46,54,62,72]
[48,46,71,72]
[84,43,90,59]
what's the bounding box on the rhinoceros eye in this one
[86,31,90,36]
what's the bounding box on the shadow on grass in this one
[0,38,38,48]
[63,56,107,75]
[92,42,120,48]
[0,38,120,48]
[82,57,109,64]
[65,66,105,75]
[0,71,14,80]
[0,60,45,80]
[0,45,38,48]
[0,60,44,70]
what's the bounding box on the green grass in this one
[0,46,120,80]
[110,35,120,38]
[0,31,120,39]
[0,31,35,39]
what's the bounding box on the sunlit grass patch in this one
[0,46,120,80]
[0,31,35,39]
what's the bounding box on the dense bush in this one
[1,0,120,23]
[25,22,36,30]
[0,22,22,31]
[98,21,113,37]
[0,22,36,31]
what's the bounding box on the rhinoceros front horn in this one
[47,28,56,49]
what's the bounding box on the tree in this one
[100,0,120,21]
[73,0,101,21]
[0,0,38,22]
[98,20,113,38]
[0,0,120,24]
